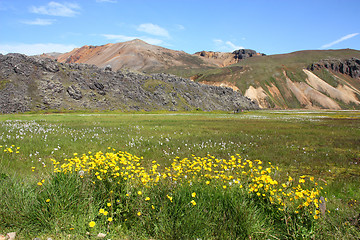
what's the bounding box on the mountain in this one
[192,49,360,109]
[56,39,218,77]
[54,39,263,77]
[0,53,258,114]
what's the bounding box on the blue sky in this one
[0,0,359,55]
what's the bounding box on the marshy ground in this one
[0,110,359,239]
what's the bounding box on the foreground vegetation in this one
[0,110,359,239]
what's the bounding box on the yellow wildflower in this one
[89,221,96,228]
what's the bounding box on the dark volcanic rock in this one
[193,49,265,67]
[308,58,360,78]
[66,85,83,100]
[0,53,259,113]
[232,49,266,60]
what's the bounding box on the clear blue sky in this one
[0,0,359,55]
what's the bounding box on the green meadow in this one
[0,110,359,239]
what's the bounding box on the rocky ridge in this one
[193,49,265,67]
[0,53,259,114]
[308,57,360,79]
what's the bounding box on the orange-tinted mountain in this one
[55,40,264,76]
[56,39,217,74]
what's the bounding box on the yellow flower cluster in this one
[1,145,20,154]
[51,150,158,186]
[248,164,322,219]
[165,155,269,185]
[99,208,109,216]
[51,150,324,222]
[163,154,323,218]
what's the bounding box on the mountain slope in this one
[193,49,360,109]
[0,53,258,113]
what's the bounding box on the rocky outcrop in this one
[195,51,225,59]
[194,49,265,67]
[233,49,266,60]
[0,53,259,114]
[308,58,360,78]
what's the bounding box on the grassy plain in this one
[0,110,359,239]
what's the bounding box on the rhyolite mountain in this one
[54,39,264,77]
[0,53,259,114]
[56,39,217,76]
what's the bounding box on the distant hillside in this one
[192,49,360,109]
[0,53,258,113]
[36,52,62,60]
